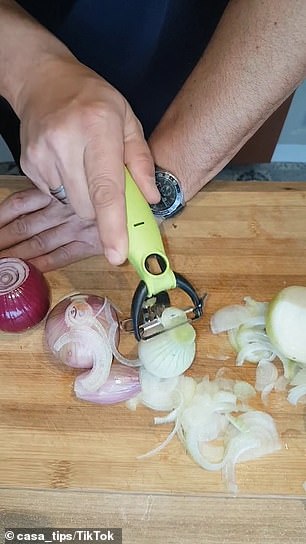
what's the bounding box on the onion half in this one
[0,257,50,332]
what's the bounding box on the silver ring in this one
[50,184,68,204]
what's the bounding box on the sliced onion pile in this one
[210,293,306,405]
[127,368,280,493]
[45,289,306,492]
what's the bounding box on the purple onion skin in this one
[74,363,141,404]
[0,258,50,333]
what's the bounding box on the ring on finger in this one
[50,184,68,204]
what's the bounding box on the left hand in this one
[0,188,103,271]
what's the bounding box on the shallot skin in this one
[0,257,50,332]
[44,293,119,368]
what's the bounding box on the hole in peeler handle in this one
[144,253,167,275]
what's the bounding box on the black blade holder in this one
[131,271,205,341]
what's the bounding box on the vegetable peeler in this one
[123,167,205,341]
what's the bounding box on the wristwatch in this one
[150,167,185,220]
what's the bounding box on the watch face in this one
[150,171,184,218]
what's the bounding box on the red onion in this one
[45,293,119,367]
[74,362,141,404]
[45,293,143,402]
[0,257,50,332]
[45,293,121,392]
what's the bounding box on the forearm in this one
[0,0,74,114]
[149,0,306,199]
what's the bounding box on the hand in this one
[16,57,160,265]
[0,188,103,272]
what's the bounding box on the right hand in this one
[16,56,160,265]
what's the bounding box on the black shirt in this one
[1,0,229,160]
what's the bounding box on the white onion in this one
[184,426,226,472]
[266,286,306,364]
[161,306,188,328]
[139,368,180,411]
[210,297,267,335]
[287,384,306,405]
[290,368,306,386]
[236,341,276,366]
[233,380,256,401]
[210,304,252,334]
[274,375,289,392]
[255,361,278,392]
[138,307,196,379]
[222,411,281,492]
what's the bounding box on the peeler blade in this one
[121,293,207,341]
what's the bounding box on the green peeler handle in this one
[125,167,176,297]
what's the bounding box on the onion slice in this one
[139,368,181,411]
[287,384,306,405]
[60,326,113,392]
[210,298,267,335]
[255,361,278,392]
[210,304,252,334]
[108,322,141,367]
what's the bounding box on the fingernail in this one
[105,248,125,266]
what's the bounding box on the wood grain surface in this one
[1,489,305,544]
[0,176,306,542]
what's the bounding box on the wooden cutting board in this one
[0,176,305,498]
